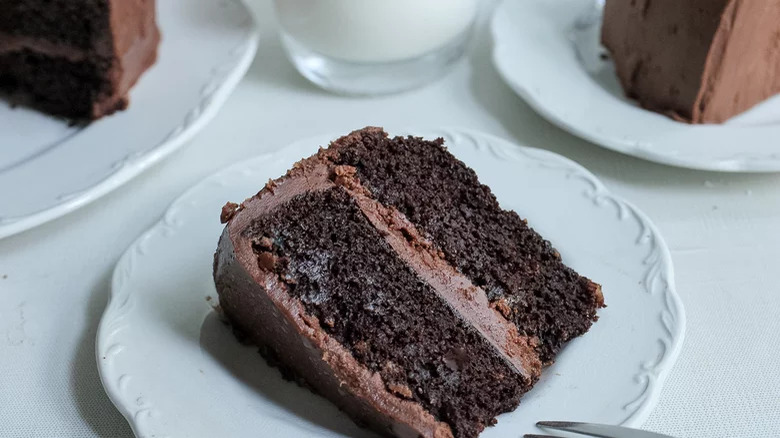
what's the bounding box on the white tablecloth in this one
[2,2,780,437]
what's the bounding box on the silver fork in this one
[525,421,677,438]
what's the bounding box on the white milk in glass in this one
[274,0,479,94]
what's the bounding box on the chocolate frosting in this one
[602,0,780,124]
[104,0,160,115]
[0,34,88,62]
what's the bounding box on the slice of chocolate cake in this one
[602,0,780,124]
[213,128,604,438]
[0,0,160,120]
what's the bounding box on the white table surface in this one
[2,2,780,437]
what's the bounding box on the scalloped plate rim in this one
[0,0,260,240]
[97,127,686,437]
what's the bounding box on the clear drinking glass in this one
[273,0,479,96]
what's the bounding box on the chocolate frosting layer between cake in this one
[0,34,88,61]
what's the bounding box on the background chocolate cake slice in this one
[213,128,603,438]
[0,0,160,120]
[602,0,780,124]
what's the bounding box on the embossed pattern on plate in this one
[97,128,685,438]
[492,0,780,172]
[0,0,259,238]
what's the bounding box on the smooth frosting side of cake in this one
[103,0,160,116]
[0,34,89,62]
[602,0,780,123]
[695,0,780,123]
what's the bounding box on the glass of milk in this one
[274,0,479,95]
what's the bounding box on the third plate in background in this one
[492,0,780,172]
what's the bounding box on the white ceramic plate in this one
[0,0,258,239]
[97,128,685,438]
[491,0,780,172]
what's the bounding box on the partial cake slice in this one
[602,0,780,124]
[213,128,604,438]
[0,0,160,120]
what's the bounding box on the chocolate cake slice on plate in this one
[0,0,160,120]
[602,0,780,124]
[213,128,604,438]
